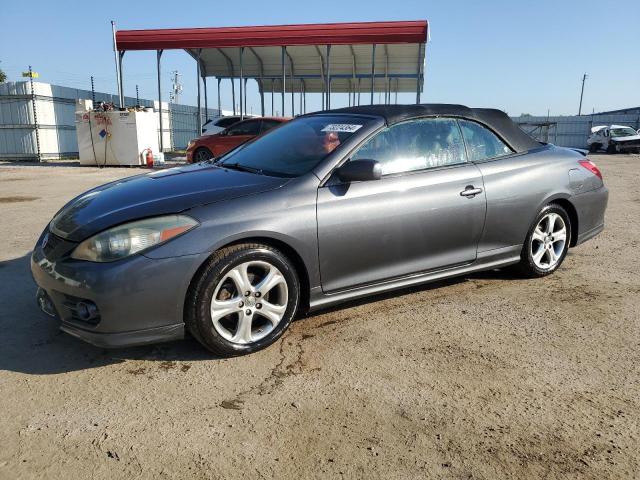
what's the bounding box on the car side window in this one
[216,117,241,128]
[227,120,261,136]
[458,119,513,161]
[261,120,281,133]
[350,118,467,175]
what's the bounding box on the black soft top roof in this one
[324,104,541,153]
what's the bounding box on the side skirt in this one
[308,245,522,312]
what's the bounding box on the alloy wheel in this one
[530,212,567,270]
[210,261,288,344]
[194,148,213,162]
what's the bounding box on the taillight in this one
[579,159,603,180]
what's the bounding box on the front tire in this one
[514,204,571,278]
[185,243,300,356]
[193,147,214,162]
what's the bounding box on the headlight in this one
[71,215,198,262]
[187,140,195,149]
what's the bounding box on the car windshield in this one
[217,115,373,177]
[610,127,637,137]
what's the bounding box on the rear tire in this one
[185,243,300,356]
[588,143,599,153]
[513,204,571,278]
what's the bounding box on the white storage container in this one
[76,108,160,166]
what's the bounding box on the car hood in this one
[50,163,289,242]
[612,134,640,142]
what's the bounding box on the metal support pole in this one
[203,76,209,121]
[118,51,125,108]
[357,78,361,105]
[395,78,398,103]
[91,76,96,105]
[325,45,331,110]
[349,45,357,107]
[111,21,123,108]
[28,65,41,162]
[244,78,248,115]
[281,47,286,117]
[290,75,294,116]
[271,81,274,116]
[384,45,389,104]
[249,47,266,117]
[196,50,202,135]
[136,84,140,106]
[231,79,236,115]
[416,43,423,104]
[370,44,376,105]
[259,80,265,116]
[239,47,244,120]
[217,78,221,115]
[299,80,303,114]
[316,46,325,110]
[157,49,164,152]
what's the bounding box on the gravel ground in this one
[0,154,638,479]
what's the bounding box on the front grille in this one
[42,231,76,260]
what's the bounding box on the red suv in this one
[186,117,289,163]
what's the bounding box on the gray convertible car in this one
[31,104,608,355]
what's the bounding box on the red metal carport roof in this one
[111,19,429,127]
[115,20,428,96]
[115,20,428,50]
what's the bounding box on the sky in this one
[1,0,638,116]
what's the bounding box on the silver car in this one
[31,104,608,356]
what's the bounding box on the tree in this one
[0,64,6,83]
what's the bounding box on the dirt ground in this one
[0,154,638,479]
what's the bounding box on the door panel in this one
[317,164,487,292]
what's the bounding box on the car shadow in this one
[0,252,523,375]
[0,253,217,376]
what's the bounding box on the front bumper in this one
[31,230,205,348]
[615,141,640,152]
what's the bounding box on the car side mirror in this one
[337,159,382,182]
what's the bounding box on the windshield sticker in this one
[321,124,363,133]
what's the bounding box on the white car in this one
[587,125,640,153]
[201,115,257,136]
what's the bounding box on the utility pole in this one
[578,73,588,115]
[170,70,182,105]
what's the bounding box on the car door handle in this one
[460,186,483,198]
